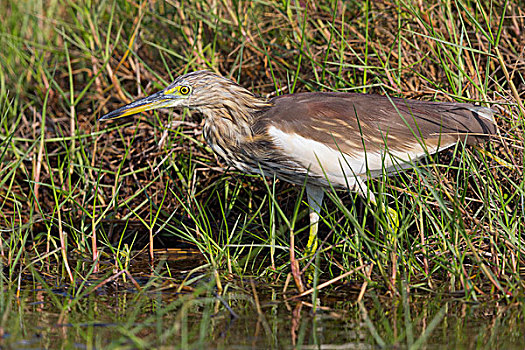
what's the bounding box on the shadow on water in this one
[3,250,525,349]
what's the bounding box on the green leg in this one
[356,178,400,258]
[305,212,319,258]
[366,187,401,283]
[305,185,324,257]
[362,183,399,233]
[385,205,400,232]
[302,185,324,285]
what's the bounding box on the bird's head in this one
[99,70,265,121]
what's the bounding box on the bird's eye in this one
[179,86,190,95]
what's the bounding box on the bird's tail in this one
[466,105,496,124]
[465,105,511,168]
[457,105,497,144]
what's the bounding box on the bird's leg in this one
[384,206,400,232]
[354,177,399,232]
[355,176,399,290]
[305,185,324,258]
[300,185,325,286]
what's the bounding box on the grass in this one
[0,0,524,347]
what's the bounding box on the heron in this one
[100,70,496,287]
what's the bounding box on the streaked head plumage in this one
[99,70,264,121]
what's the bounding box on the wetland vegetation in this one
[1,0,524,348]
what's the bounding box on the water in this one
[3,251,524,349]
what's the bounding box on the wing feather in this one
[259,92,495,158]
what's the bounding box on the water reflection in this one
[3,252,525,349]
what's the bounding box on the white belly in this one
[268,125,452,188]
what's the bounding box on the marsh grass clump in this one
[0,0,524,300]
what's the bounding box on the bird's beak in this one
[99,90,175,121]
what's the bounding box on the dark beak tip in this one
[98,109,130,121]
[98,92,165,122]
[98,114,115,122]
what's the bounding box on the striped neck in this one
[195,85,270,144]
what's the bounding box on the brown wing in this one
[257,92,496,157]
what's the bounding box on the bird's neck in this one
[198,90,270,142]
[198,89,269,120]
[197,90,270,163]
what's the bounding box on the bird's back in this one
[262,92,495,151]
[249,92,496,188]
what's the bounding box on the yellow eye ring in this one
[180,86,190,95]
